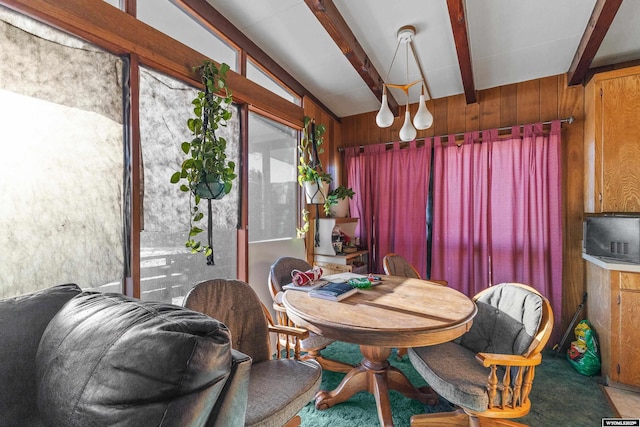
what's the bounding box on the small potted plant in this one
[170,60,236,259]
[326,185,355,217]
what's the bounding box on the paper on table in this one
[324,272,382,286]
[282,279,328,292]
[323,272,367,282]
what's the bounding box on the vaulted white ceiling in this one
[206,0,640,118]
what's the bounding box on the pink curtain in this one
[431,131,490,297]
[489,122,563,335]
[344,140,431,275]
[431,121,562,340]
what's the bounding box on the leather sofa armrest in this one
[207,349,252,427]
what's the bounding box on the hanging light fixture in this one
[376,25,433,141]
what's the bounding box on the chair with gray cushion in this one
[185,278,322,427]
[408,283,554,427]
[269,256,353,373]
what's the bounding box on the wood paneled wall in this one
[303,97,343,185]
[337,74,585,337]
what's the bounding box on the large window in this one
[139,67,240,304]
[0,2,305,301]
[248,113,298,242]
[0,6,124,298]
[102,0,121,9]
[247,57,301,105]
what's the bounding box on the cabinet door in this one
[617,291,640,386]
[601,75,640,212]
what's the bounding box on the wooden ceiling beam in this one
[567,0,623,86]
[446,0,476,104]
[175,0,339,122]
[304,0,400,116]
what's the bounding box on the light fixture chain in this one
[385,39,402,82]
[405,38,409,94]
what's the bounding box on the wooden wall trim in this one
[128,53,141,298]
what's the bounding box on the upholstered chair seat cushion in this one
[409,342,511,412]
[245,359,322,427]
[36,292,234,427]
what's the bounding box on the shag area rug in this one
[298,341,615,426]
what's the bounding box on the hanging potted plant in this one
[326,185,355,218]
[170,60,236,259]
[298,116,331,204]
[297,116,332,236]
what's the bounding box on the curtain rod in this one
[337,116,574,152]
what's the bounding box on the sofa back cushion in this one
[458,283,543,355]
[36,292,233,427]
[0,284,81,426]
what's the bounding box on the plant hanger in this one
[170,60,236,265]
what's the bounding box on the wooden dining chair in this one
[184,279,322,427]
[383,252,422,278]
[408,283,554,427]
[383,253,448,359]
[269,256,353,373]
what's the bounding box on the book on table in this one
[308,281,358,301]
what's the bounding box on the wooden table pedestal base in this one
[314,345,438,427]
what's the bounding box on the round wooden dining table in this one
[282,275,477,427]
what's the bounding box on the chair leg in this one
[410,408,471,426]
[475,417,529,427]
[411,409,529,427]
[283,415,301,427]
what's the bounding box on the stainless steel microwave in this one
[583,213,640,264]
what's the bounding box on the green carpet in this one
[298,342,615,427]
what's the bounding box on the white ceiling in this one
[207,0,640,118]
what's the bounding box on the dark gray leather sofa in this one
[0,284,251,427]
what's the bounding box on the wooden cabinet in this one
[584,67,640,388]
[584,66,640,213]
[585,256,640,387]
[615,272,640,387]
[314,251,369,275]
